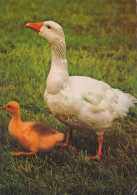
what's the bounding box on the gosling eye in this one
[47,25,51,29]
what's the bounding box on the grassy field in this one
[0,0,137,194]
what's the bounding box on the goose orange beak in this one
[25,22,44,32]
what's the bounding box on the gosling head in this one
[26,21,65,45]
[0,101,20,115]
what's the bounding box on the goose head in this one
[26,21,65,45]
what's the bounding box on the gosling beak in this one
[0,105,6,110]
[25,22,44,32]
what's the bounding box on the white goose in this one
[26,21,137,159]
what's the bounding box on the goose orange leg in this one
[59,128,72,147]
[90,135,103,159]
[10,151,36,156]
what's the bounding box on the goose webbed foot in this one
[89,135,103,160]
[58,128,72,147]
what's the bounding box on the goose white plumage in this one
[26,21,137,159]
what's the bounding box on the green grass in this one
[0,0,137,194]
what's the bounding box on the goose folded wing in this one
[83,87,118,115]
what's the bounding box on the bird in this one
[25,21,137,159]
[0,101,64,156]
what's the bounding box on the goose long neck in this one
[46,39,69,94]
[51,39,66,62]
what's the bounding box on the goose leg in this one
[10,151,36,156]
[58,128,72,147]
[90,135,103,159]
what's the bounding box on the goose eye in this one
[47,25,51,29]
